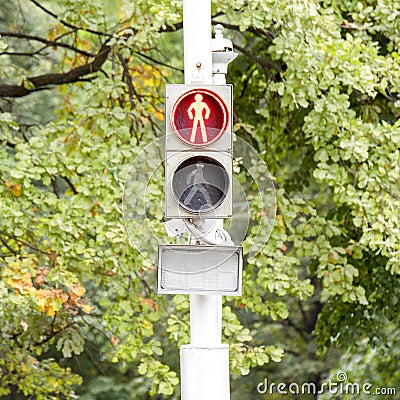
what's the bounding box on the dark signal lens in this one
[172,156,229,213]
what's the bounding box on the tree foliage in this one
[0,0,399,398]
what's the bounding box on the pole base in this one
[180,344,230,400]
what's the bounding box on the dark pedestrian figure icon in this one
[184,162,212,208]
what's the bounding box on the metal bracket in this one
[164,218,234,247]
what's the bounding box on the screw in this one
[196,62,201,68]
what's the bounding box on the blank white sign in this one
[157,245,243,295]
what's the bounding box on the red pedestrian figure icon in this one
[187,94,211,143]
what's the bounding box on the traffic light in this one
[165,85,233,219]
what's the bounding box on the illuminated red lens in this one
[171,89,229,146]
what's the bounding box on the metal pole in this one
[180,1,230,399]
[183,0,212,85]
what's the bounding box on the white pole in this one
[189,294,222,345]
[183,0,212,85]
[180,1,230,399]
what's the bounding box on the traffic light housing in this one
[165,85,233,219]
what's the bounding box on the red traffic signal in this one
[165,85,232,219]
[171,88,229,146]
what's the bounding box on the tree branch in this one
[212,21,276,40]
[0,7,188,99]
[0,230,52,256]
[118,53,137,111]
[135,51,183,73]
[0,44,111,98]
[0,31,92,57]
[62,175,78,195]
[233,42,283,74]
[29,0,110,37]
[33,321,76,347]
[0,236,18,255]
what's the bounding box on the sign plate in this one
[157,245,243,295]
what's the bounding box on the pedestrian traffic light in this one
[165,85,233,219]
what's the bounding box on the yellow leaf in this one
[23,79,35,90]
[69,284,86,300]
[154,111,164,121]
[35,289,53,299]
[46,306,56,317]
[21,362,28,373]
[37,297,47,310]
[11,184,22,197]
[79,303,93,314]
[143,320,152,331]
[9,272,33,293]
[59,292,69,303]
